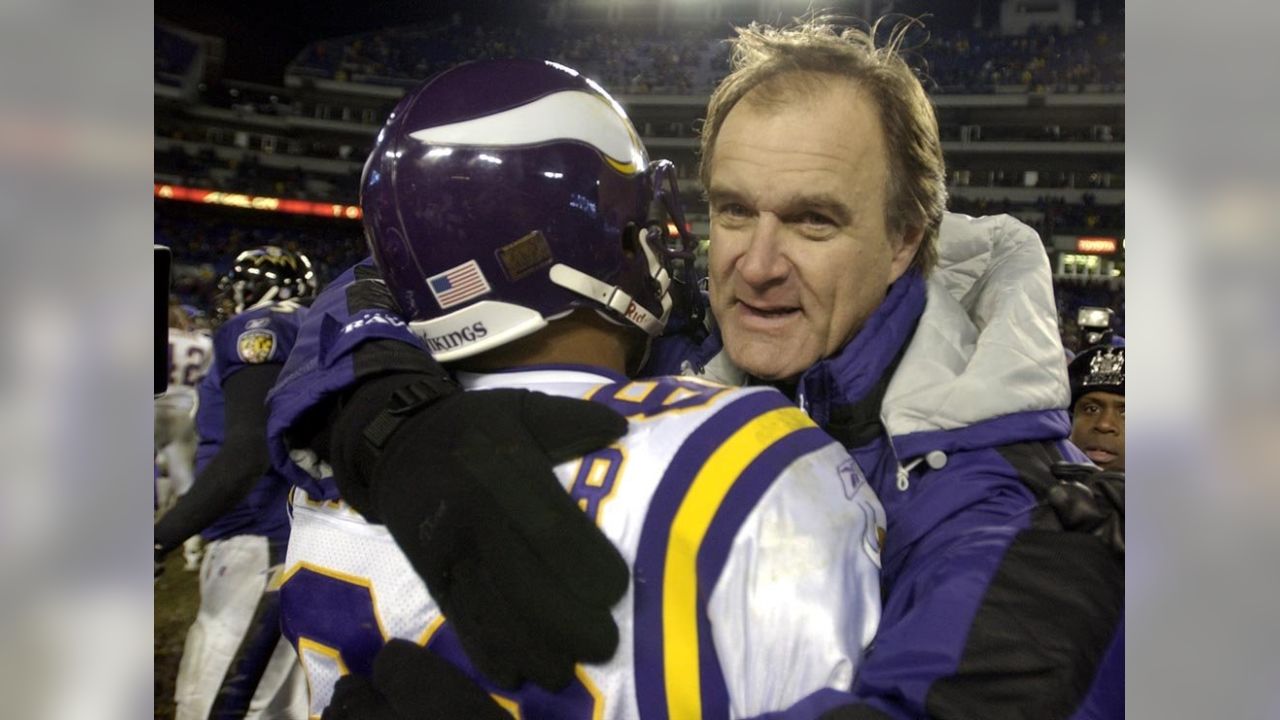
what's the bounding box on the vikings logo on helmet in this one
[405,68,647,176]
[360,59,699,362]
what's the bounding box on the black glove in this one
[1048,463,1125,557]
[330,373,630,691]
[321,640,510,720]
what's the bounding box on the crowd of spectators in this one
[289,23,726,95]
[1055,279,1125,353]
[553,28,724,94]
[291,22,534,88]
[155,209,366,310]
[156,111,372,161]
[200,84,298,117]
[950,167,1123,192]
[154,143,219,185]
[155,141,362,202]
[156,14,1124,207]
[948,194,1124,236]
[1038,194,1125,234]
[157,13,1124,357]
[925,24,1124,93]
[286,18,1122,94]
[940,122,1122,143]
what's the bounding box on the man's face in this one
[706,78,921,381]
[1070,391,1126,471]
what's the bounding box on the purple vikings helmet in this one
[360,59,698,362]
[214,246,317,321]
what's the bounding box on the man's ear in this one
[888,225,925,282]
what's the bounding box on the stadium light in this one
[154,184,362,220]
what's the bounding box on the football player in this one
[155,246,316,720]
[156,300,213,568]
[275,59,886,720]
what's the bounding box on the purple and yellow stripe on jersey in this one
[631,389,837,720]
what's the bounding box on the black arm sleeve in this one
[154,363,282,555]
[281,336,456,517]
[283,334,451,469]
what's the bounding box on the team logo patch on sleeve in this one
[236,329,277,363]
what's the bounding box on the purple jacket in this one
[195,301,304,543]
[680,213,1122,719]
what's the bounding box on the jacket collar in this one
[797,269,927,436]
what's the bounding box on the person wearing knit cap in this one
[1069,345,1126,471]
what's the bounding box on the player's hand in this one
[321,640,510,720]
[1048,463,1125,557]
[334,380,630,691]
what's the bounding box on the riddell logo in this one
[624,301,645,324]
[425,322,488,353]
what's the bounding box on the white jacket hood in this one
[881,213,1070,436]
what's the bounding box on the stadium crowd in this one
[155,211,363,309]
[285,18,1122,94]
[948,194,1125,237]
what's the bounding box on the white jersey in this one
[282,367,884,720]
[156,329,213,494]
[165,328,213,403]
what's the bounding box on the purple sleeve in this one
[195,304,306,466]
[641,326,722,377]
[852,519,1028,718]
[841,454,1122,718]
[212,303,304,384]
[266,258,431,496]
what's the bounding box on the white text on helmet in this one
[425,322,489,354]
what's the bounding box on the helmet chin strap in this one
[547,228,673,336]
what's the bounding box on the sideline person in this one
[155,247,315,719]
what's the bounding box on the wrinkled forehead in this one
[711,77,889,203]
[718,72,883,150]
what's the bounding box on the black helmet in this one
[214,246,316,321]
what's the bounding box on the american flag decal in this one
[427,260,492,309]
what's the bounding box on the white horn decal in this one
[408,90,646,174]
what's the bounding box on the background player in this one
[155,246,315,720]
[156,301,211,508]
[156,301,213,568]
[277,59,885,720]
